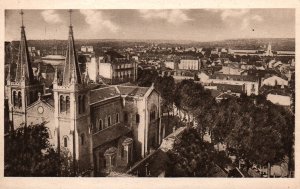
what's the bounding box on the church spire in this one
[62,9,82,85]
[14,10,34,84]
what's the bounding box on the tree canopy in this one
[4,122,76,177]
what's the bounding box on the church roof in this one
[117,86,149,97]
[92,124,131,148]
[90,86,120,104]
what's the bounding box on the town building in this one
[178,57,200,71]
[262,75,288,87]
[97,51,138,85]
[164,61,176,70]
[205,74,259,96]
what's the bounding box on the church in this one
[5,10,164,176]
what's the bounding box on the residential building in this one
[98,51,137,85]
[205,74,259,96]
[178,58,200,71]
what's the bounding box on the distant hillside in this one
[6,38,295,52]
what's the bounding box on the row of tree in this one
[137,70,294,176]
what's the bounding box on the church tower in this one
[266,42,273,56]
[52,10,93,174]
[6,10,44,129]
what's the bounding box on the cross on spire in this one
[69,9,73,27]
[20,9,24,27]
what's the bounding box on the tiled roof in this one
[210,164,228,177]
[117,86,149,97]
[211,83,244,94]
[211,73,258,82]
[92,125,131,148]
[90,86,119,104]
[43,97,54,107]
[208,89,222,98]
[216,93,237,99]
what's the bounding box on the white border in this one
[0,0,299,189]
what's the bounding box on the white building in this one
[262,76,288,87]
[164,61,175,70]
[206,74,259,96]
[81,46,94,53]
[178,59,200,70]
[86,57,99,82]
[197,72,210,83]
[267,94,291,106]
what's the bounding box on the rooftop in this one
[117,86,149,97]
[90,86,119,104]
[211,73,258,82]
[92,124,131,148]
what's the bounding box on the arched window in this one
[136,114,140,124]
[12,91,17,107]
[82,95,85,113]
[29,91,34,104]
[18,91,22,108]
[63,136,68,147]
[116,113,119,123]
[121,147,125,158]
[99,119,103,130]
[108,116,111,127]
[66,96,70,114]
[81,133,85,145]
[60,95,65,113]
[78,95,82,114]
[124,112,128,123]
[150,105,157,121]
[47,128,52,139]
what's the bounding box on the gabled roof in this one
[92,125,131,148]
[211,83,244,94]
[117,86,149,97]
[89,85,152,105]
[26,97,54,112]
[216,92,237,100]
[208,89,222,98]
[211,73,258,82]
[90,86,119,104]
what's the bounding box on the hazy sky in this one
[5,9,295,41]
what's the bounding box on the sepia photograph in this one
[2,4,296,182]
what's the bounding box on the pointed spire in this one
[62,10,82,85]
[6,45,12,83]
[14,10,34,84]
[20,9,24,27]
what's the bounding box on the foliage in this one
[137,68,158,87]
[4,122,77,177]
[211,96,294,169]
[167,128,230,177]
[154,75,175,114]
[5,122,60,176]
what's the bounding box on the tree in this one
[211,96,295,175]
[174,79,215,137]
[137,68,159,87]
[5,122,60,176]
[154,75,175,116]
[4,122,77,177]
[167,128,217,177]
